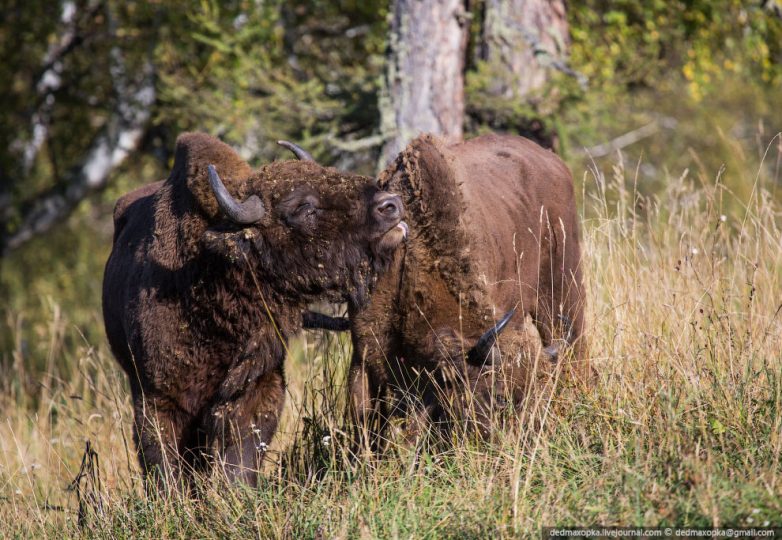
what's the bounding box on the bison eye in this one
[282,193,321,230]
[295,201,316,216]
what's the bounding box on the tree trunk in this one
[379,0,469,167]
[480,0,569,100]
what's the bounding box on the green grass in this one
[1,137,781,538]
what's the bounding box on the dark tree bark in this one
[479,0,570,100]
[379,0,470,166]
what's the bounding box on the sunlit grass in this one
[1,138,781,538]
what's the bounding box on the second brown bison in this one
[310,133,591,446]
[102,133,406,488]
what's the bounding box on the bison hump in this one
[169,132,252,219]
[379,135,484,307]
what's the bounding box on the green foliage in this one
[153,0,388,168]
[568,0,782,97]
[464,0,782,178]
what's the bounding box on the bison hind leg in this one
[204,367,286,487]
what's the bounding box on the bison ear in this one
[170,132,253,220]
[202,228,253,262]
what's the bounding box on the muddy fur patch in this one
[378,134,490,311]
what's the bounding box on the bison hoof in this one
[543,344,560,363]
[493,395,508,410]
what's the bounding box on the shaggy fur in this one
[102,132,405,489]
[345,133,591,444]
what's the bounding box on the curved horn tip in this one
[207,163,265,224]
[277,140,315,162]
[466,307,518,365]
[494,307,517,334]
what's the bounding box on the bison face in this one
[203,160,407,306]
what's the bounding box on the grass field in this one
[1,141,781,538]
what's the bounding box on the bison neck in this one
[404,243,495,360]
[150,183,301,368]
[191,255,300,336]
[352,241,495,371]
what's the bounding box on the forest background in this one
[1,0,782,536]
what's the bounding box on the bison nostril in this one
[378,201,397,215]
[373,195,402,220]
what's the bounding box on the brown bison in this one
[309,133,590,445]
[102,132,406,488]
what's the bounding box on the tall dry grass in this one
[1,139,781,538]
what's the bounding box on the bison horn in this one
[466,308,517,365]
[302,311,350,331]
[543,314,575,362]
[277,140,315,162]
[208,164,266,224]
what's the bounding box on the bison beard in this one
[313,133,592,449]
[102,132,405,490]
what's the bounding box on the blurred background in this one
[1,0,781,395]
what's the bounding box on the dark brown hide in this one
[102,132,405,488]
[346,133,590,444]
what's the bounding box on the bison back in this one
[455,134,577,300]
[102,182,162,377]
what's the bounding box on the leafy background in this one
[0,1,781,535]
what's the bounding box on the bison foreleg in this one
[347,359,389,456]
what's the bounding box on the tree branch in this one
[504,20,588,90]
[578,116,678,158]
[2,51,155,256]
[20,1,103,175]
[331,132,390,153]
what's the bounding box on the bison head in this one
[186,135,406,306]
